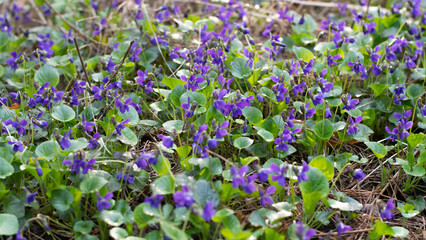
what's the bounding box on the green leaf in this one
[375,96,394,113]
[222,215,241,233]
[179,92,207,106]
[0,158,14,179]
[67,138,89,152]
[98,210,124,227]
[264,228,284,240]
[402,163,425,177]
[370,84,388,97]
[293,46,314,62]
[231,58,252,79]
[212,209,234,222]
[86,56,100,71]
[0,214,18,236]
[259,87,277,102]
[52,104,76,122]
[51,189,74,211]
[152,156,171,176]
[35,140,60,160]
[339,51,364,73]
[241,156,259,166]
[248,68,261,85]
[407,133,425,150]
[73,220,95,234]
[292,14,317,34]
[407,196,426,212]
[162,221,188,240]
[170,85,186,107]
[151,175,175,195]
[365,142,387,159]
[352,124,374,142]
[299,167,329,216]
[406,84,422,101]
[410,68,425,80]
[0,65,4,78]
[139,120,158,126]
[140,46,159,68]
[163,76,186,90]
[397,203,419,218]
[175,19,194,31]
[34,64,60,87]
[313,119,334,140]
[0,32,9,48]
[163,120,184,134]
[3,195,24,218]
[328,197,363,211]
[369,221,394,239]
[267,210,292,224]
[308,156,334,181]
[80,177,108,194]
[134,203,154,228]
[242,107,263,124]
[314,42,335,54]
[118,106,139,126]
[391,227,409,238]
[118,127,138,146]
[110,227,128,240]
[249,209,269,227]
[194,180,220,207]
[233,137,254,149]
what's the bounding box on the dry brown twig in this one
[73,36,92,88]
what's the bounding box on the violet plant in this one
[0,0,424,240]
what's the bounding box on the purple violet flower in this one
[385,110,413,141]
[105,56,116,72]
[260,185,276,207]
[97,192,113,211]
[55,129,72,150]
[116,172,135,184]
[145,194,164,208]
[114,118,130,136]
[80,113,95,132]
[88,133,100,149]
[302,102,316,119]
[25,191,37,204]
[136,70,153,94]
[207,48,225,66]
[270,163,288,186]
[337,222,353,235]
[298,161,309,182]
[8,141,24,152]
[243,48,254,68]
[115,97,132,113]
[405,54,417,69]
[291,80,306,96]
[202,201,216,222]
[327,52,342,67]
[181,97,196,118]
[341,94,359,111]
[158,134,173,148]
[380,199,395,220]
[173,186,194,208]
[367,46,381,62]
[62,158,96,175]
[181,75,204,92]
[7,51,22,70]
[295,221,316,240]
[348,168,366,181]
[347,116,362,135]
[231,165,249,188]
